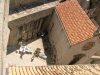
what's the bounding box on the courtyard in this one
[6,37,52,67]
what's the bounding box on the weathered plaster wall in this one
[79,0,100,27]
[48,10,71,64]
[0,0,10,75]
[91,0,100,26]
[10,0,39,9]
[77,37,100,64]
[77,0,90,10]
[95,14,100,26]
[8,0,59,28]
[8,27,20,46]
[8,16,50,46]
[62,36,100,65]
[8,21,36,46]
[0,1,4,74]
[48,10,100,65]
[8,0,59,46]
[8,8,53,28]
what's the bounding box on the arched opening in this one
[69,54,86,65]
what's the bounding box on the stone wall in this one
[0,0,10,75]
[10,0,40,9]
[48,9,100,65]
[59,32,100,65]
[8,0,59,28]
[10,0,59,10]
[8,0,59,46]
[48,10,71,64]
[8,15,50,46]
[78,0,100,26]
[71,37,100,64]
[8,8,54,28]
[91,0,100,26]
[77,0,90,10]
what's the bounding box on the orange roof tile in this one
[56,0,97,45]
[8,64,100,75]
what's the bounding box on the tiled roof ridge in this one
[9,64,100,75]
[8,64,100,67]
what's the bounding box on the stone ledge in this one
[8,1,59,22]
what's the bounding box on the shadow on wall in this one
[9,0,57,15]
[41,36,53,65]
[7,46,19,55]
[77,0,90,10]
[7,38,39,55]
[69,54,86,65]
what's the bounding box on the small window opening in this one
[69,54,86,65]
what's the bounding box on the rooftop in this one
[8,64,100,75]
[56,0,97,45]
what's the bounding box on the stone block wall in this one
[8,8,54,28]
[48,9,100,65]
[8,0,59,46]
[91,0,100,26]
[10,0,39,9]
[0,0,10,75]
[77,0,90,10]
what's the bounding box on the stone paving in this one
[6,38,48,67]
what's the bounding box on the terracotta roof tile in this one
[56,0,97,45]
[22,67,28,75]
[8,64,100,75]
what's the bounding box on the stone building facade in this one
[48,0,100,65]
[1,0,100,75]
[8,0,100,65]
[8,0,59,46]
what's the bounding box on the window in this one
[69,54,86,65]
[82,42,95,51]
